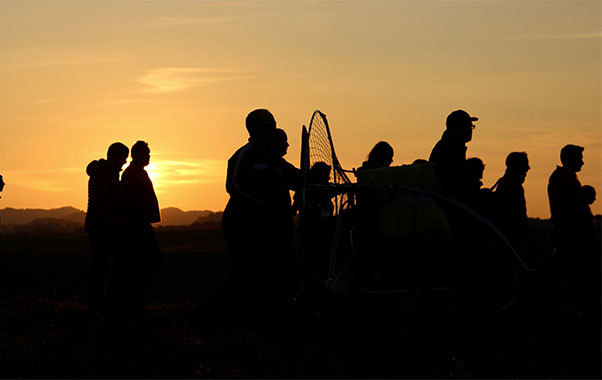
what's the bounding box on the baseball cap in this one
[446,110,478,129]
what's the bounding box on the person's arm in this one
[228,146,266,203]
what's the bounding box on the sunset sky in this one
[1,0,600,218]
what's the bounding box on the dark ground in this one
[0,227,600,378]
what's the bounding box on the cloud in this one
[138,67,253,93]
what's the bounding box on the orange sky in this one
[0,1,600,218]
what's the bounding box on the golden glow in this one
[0,1,599,218]
[145,162,161,191]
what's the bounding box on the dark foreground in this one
[0,230,600,378]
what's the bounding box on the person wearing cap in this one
[429,109,478,199]
[547,144,597,323]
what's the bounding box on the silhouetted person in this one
[429,110,478,198]
[429,111,480,287]
[465,157,485,190]
[580,184,600,324]
[464,157,495,227]
[266,128,300,215]
[581,185,596,221]
[547,144,596,323]
[355,141,393,263]
[305,162,335,217]
[85,142,129,318]
[218,109,278,318]
[492,152,531,258]
[263,128,300,316]
[360,141,394,170]
[548,145,589,259]
[298,162,335,312]
[120,140,162,315]
[581,185,601,314]
[457,157,497,288]
[0,175,4,290]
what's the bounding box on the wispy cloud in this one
[507,31,602,40]
[138,67,253,93]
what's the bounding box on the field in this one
[0,226,600,378]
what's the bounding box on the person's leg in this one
[87,233,110,316]
[207,212,250,316]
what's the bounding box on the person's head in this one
[269,129,289,158]
[0,174,4,193]
[466,157,485,182]
[560,144,584,172]
[582,185,596,205]
[131,140,151,167]
[310,162,331,184]
[246,109,276,141]
[366,141,394,168]
[446,109,478,143]
[412,159,428,165]
[107,142,129,172]
[505,152,530,183]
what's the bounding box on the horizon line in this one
[0,206,224,213]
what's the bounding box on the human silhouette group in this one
[81,108,599,329]
[85,140,161,319]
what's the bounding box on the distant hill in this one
[159,207,213,226]
[156,211,224,232]
[0,207,84,225]
[61,211,86,225]
[191,211,223,225]
[0,207,219,227]
[190,211,223,230]
[2,217,84,237]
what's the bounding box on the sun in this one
[122,161,163,192]
[145,162,161,185]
